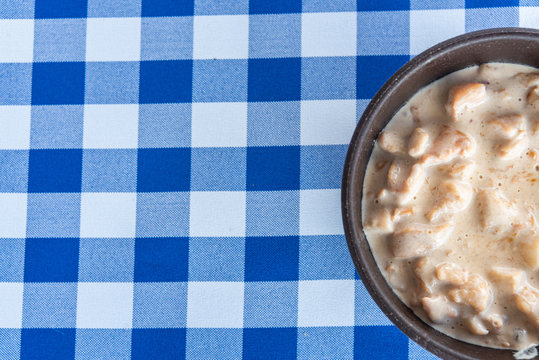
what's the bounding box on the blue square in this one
[30,105,84,149]
[28,149,82,192]
[26,193,81,237]
[22,283,78,327]
[137,148,190,192]
[141,17,193,60]
[358,11,409,55]
[247,146,300,191]
[140,60,192,104]
[32,62,85,105]
[410,0,464,9]
[249,14,301,58]
[88,0,141,17]
[297,327,354,359]
[141,0,193,16]
[302,57,356,100]
[134,237,189,282]
[136,193,190,237]
[34,19,86,62]
[245,236,299,281]
[21,329,76,360]
[302,0,356,12]
[188,237,245,281]
[300,145,347,189]
[244,282,298,327]
[78,238,135,282]
[192,59,247,102]
[82,149,137,192]
[465,7,519,32]
[35,0,87,18]
[299,235,356,280]
[246,191,299,236]
[139,104,191,148]
[186,329,243,359]
[357,55,408,99]
[0,151,28,192]
[131,329,186,359]
[0,329,20,359]
[191,148,246,191]
[0,63,32,105]
[75,329,132,360]
[243,328,297,359]
[85,62,139,104]
[354,326,408,360]
[24,238,79,282]
[466,0,517,7]
[357,0,408,10]
[133,282,188,328]
[249,0,301,14]
[0,239,25,281]
[247,102,300,146]
[0,0,34,18]
[248,58,301,102]
[195,0,248,14]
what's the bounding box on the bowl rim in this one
[342,27,539,359]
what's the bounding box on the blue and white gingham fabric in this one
[0,0,533,359]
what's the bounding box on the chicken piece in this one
[467,316,489,335]
[498,130,527,160]
[446,83,487,121]
[378,131,405,154]
[408,128,429,157]
[436,262,469,286]
[421,295,458,324]
[420,126,476,166]
[391,207,415,222]
[514,72,539,87]
[448,274,491,313]
[426,180,473,221]
[364,208,393,232]
[477,188,518,233]
[443,160,476,180]
[414,257,435,298]
[488,114,524,138]
[528,86,539,106]
[387,161,405,191]
[514,283,539,328]
[520,236,539,269]
[385,262,409,293]
[391,222,453,258]
[484,314,504,331]
[396,163,425,205]
[489,267,525,292]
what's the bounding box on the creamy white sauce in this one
[362,63,539,350]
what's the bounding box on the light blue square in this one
[192,59,247,102]
[244,282,298,327]
[0,150,28,192]
[0,329,20,359]
[75,329,132,360]
[0,0,34,18]
[188,237,245,281]
[357,99,370,123]
[0,239,25,282]
[22,283,78,328]
[191,148,246,191]
[30,105,83,149]
[408,339,441,360]
[136,192,190,237]
[465,7,519,32]
[300,145,347,189]
[88,0,141,17]
[297,327,354,360]
[247,101,300,146]
[357,11,409,55]
[138,104,191,148]
[141,17,193,60]
[82,149,137,192]
[85,62,139,104]
[133,282,187,328]
[194,0,248,14]
[249,14,301,58]
[411,0,464,9]
[26,193,81,238]
[246,191,299,236]
[78,238,134,282]
[302,0,356,11]
[33,19,86,62]
[302,57,356,100]
[355,280,392,325]
[186,329,243,360]
[299,235,355,280]
[0,63,31,105]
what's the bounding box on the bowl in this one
[342,27,539,360]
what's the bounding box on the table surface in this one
[0,0,534,359]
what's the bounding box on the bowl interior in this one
[342,28,539,360]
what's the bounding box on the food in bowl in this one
[362,62,539,351]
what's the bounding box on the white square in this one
[86,17,141,61]
[298,280,354,327]
[302,12,356,57]
[187,281,244,328]
[83,104,139,149]
[80,193,137,238]
[191,102,247,147]
[190,191,246,237]
[77,282,133,329]
[410,9,465,55]
[301,100,356,145]
[193,15,249,59]
[0,194,27,238]
[0,283,23,328]
[0,20,34,62]
[300,189,343,236]
[520,7,539,28]
[0,106,31,149]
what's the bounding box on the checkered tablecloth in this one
[0,0,534,359]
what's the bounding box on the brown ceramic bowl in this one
[342,28,539,360]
